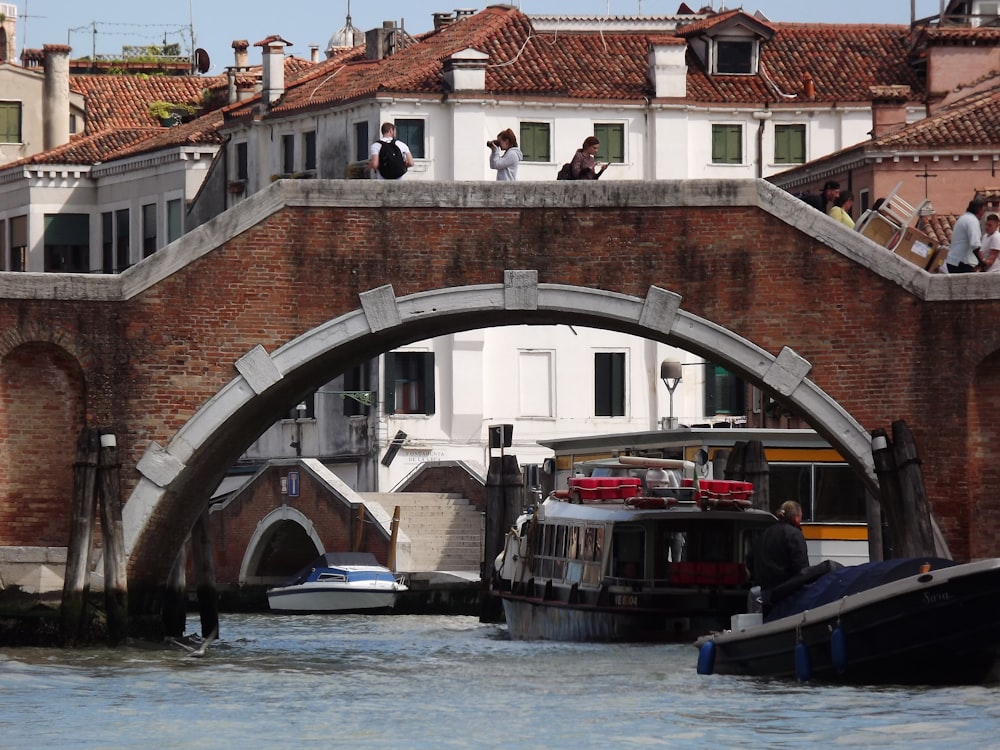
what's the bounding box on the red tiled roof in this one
[873,84,1000,148]
[70,73,228,132]
[261,7,922,117]
[675,9,776,37]
[6,128,160,167]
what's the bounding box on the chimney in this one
[366,22,396,60]
[869,85,911,138]
[801,72,815,100]
[42,44,71,151]
[255,36,291,106]
[433,12,455,29]
[443,47,489,92]
[310,44,319,63]
[647,42,687,99]
[232,39,249,68]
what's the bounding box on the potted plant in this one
[147,100,197,126]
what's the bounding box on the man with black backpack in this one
[369,122,414,180]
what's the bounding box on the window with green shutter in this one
[711,124,743,165]
[519,122,551,162]
[774,124,805,164]
[594,123,625,163]
[0,102,21,143]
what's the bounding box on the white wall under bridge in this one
[124,273,874,580]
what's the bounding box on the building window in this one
[519,350,554,417]
[355,121,369,162]
[704,362,745,417]
[9,215,26,271]
[384,351,435,415]
[101,212,114,273]
[0,101,21,143]
[115,208,130,271]
[0,219,5,271]
[142,203,157,257]
[520,122,551,162]
[774,124,805,164]
[342,363,372,417]
[595,352,626,417]
[714,39,755,74]
[394,119,425,159]
[167,199,182,243]
[44,213,90,272]
[303,131,317,171]
[235,142,248,180]
[281,134,295,174]
[594,123,625,164]
[711,124,743,165]
[70,113,79,135]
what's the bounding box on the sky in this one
[11,1,947,73]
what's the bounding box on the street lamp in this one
[290,402,307,456]
[660,360,682,429]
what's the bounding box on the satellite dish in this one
[195,48,210,74]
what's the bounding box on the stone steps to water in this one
[360,491,483,573]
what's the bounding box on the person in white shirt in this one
[946,196,987,273]
[981,213,1000,272]
[368,122,414,180]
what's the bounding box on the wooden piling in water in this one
[482,453,521,623]
[891,420,938,558]
[388,506,401,572]
[60,427,99,646]
[162,545,187,639]
[871,427,904,558]
[190,507,219,640]
[97,432,128,645]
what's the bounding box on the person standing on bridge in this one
[569,136,608,180]
[828,191,855,228]
[487,128,522,181]
[369,122,414,180]
[981,213,1000,272]
[797,180,840,213]
[946,196,988,273]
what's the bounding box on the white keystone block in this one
[639,286,682,332]
[504,270,538,310]
[763,346,812,397]
[136,441,186,488]
[236,344,283,395]
[360,285,402,331]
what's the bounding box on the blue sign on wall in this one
[287,470,300,497]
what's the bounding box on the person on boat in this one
[749,500,809,593]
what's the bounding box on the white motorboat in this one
[267,552,407,613]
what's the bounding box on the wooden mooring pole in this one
[97,432,128,645]
[190,507,219,640]
[60,427,99,646]
[162,545,187,639]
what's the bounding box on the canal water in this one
[1,613,998,749]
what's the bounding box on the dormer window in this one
[714,38,756,75]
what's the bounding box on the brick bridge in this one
[2,179,999,613]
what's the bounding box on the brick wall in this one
[0,189,997,589]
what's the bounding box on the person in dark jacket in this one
[750,500,809,591]
[797,180,840,213]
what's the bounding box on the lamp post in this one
[291,402,307,456]
[660,360,682,429]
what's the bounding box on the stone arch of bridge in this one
[123,275,874,588]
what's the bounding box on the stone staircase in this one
[360,492,483,574]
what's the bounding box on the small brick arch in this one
[122,276,871,589]
[239,506,324,585]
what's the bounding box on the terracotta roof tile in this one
[873,84,1000,148]
[70,73,228,132]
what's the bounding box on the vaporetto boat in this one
[492,456,776,642]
